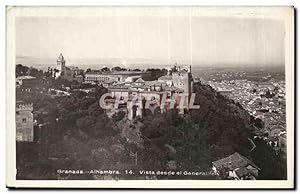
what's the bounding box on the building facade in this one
[105,65,194,120]
[84,71,147,86]
[16,104,34,142]
[16,76,37,91]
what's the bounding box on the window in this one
[22,118,27,123]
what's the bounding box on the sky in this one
[16,15,285,67]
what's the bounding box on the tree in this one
[76,114,117,138]
[142,68,167,81]
[112,66,122,71]
[52,77,72,89]
[250,138,286,180]
[94,86,108,100]
[29,67,44,78]
[16,64,29,77]
[101,67,110,72]
[88,102,104,117]
[112,111,125,122]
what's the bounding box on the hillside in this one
[16,67,285,180]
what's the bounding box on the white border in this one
[5,6,294,189]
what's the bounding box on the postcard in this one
[6,6,295,189]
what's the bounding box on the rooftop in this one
[16,76,36,80]
[212,152,259,170]
[85,71,147,76]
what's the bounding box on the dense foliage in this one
[142,68,168,81]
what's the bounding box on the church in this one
[53,53,84,82]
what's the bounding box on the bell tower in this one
[56,53,66,76]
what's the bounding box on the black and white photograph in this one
[6,6,295,189]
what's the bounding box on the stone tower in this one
[171,66,193,113]
[56,53,66,77]
[16,104,34,142]
[171,66,193,95]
